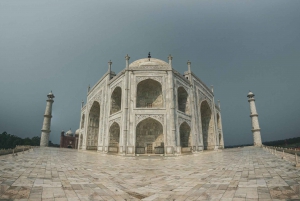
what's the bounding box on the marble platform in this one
[0,147,299,201]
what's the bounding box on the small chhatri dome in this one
[247,91,255,98]
[47,90,55,99]
[65,129,73,136]
[75,129,80,136]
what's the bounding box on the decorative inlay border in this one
[88,81,105,99]
[131,65,168,70]
[88,91,102,110]
[136,76,163,85]
[176,80,189,92]
[109,117,121,127]
[194,81,213,100]
[178,117,191,127]
[135,114,164,125]
[110,81,122,92]
[199,98,213,111]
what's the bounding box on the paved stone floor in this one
[0,147,299,201]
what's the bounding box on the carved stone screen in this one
[178,87,189,114]
[87,101,100,149]
[200,101,214,150]
[109,122,120,151]
[180,122,191,147]
[110,87,122,115]
[136,118,164,154]
[136,79,163,108]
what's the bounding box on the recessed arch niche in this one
[178,87,189,114]
[110,87,122,115]
[217,113,223,147]
[81,114,85,129]
[136,79,163,108]
[180,122,191,148]
[108,122,120,153]
[200,101,214,150]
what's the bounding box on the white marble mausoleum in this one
[78,54,224,155]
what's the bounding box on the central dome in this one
[129,58,170,69]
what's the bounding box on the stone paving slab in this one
[0,147,299,201]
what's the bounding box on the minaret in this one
[247,91,262,146]
[108,60,112,73]
[40,91,55,147]
[187,60,191,73]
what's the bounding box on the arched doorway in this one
[217,113,223,147]
[178,87,189,114]
[136,118,164,154]
[67,145,72,148]
[81,114,85,129]
[110,87,122,115]
[87,101,100,150]
[108,122,120,153]
[136,79,163,108]
[200,101,214,150]
[79,134,83,149]
[180,122,191,153]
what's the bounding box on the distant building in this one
[79,54,224,155]
[60,129,79,149]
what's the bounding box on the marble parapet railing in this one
[0,145,38,156]
[262,145,300,167]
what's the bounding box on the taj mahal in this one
[75,53,224,155]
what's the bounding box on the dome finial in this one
[148,52,151,61]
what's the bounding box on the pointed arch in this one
[217,113,221,130]
[178,87,190,114]
[108,122,120,153]
[136,79,163,108]
[200,100,214,150]
[180,122,191,148]
[217,113,223,147]
[110,87,122,115]
[87,101,100,150]
[136,117,164,154]
[81,114,85,129]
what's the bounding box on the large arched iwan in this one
[200,101,214,150]
[87,101,100,150]
[136,117,164,154]
[217,113,223,147]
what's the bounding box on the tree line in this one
[225,137,300,148]
[0,131,59,149]
[263,137,300,147]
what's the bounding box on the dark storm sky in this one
[1,1,300,146]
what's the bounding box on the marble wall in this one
[80,58,224,154]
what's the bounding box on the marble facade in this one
[78,55,224,155]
